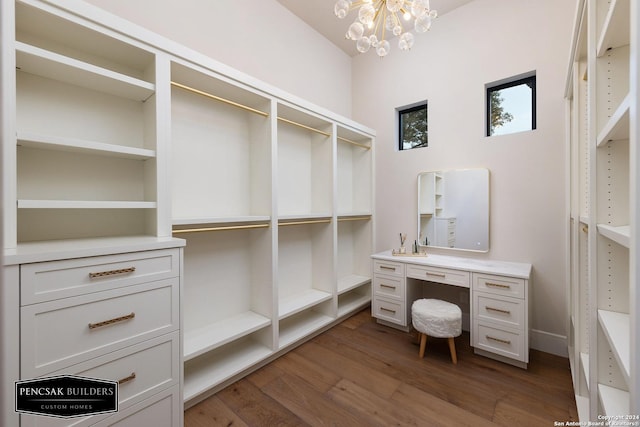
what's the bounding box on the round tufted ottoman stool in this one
[411,298,462,364]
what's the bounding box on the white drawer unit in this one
[371,251,531,368]
[4,241,184,427]
[472,272,530,367]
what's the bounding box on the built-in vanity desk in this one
[371,250,532,368]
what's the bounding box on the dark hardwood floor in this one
[185,308,578,426]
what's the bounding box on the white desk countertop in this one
[371,250,532,279]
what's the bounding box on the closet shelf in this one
[596,0,630,57]
[337,213,372,221]
[337,291,370,317]
[279,289,332,320]
[17,200,157,209]
[172,216,271,227]
[596,224,630,248]
[16,42,155,101]
[16,132,156,160]
[278,310,333,349]
[596,93,630,146]
[183,311,271,362]
[598,384,629,417]
[183,339,273,402]
[337,274,370,295]
[598,310,630,383]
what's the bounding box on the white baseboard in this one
[530,328,568,357]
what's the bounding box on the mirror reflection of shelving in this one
[12,2,159,244]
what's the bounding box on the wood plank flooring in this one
[185,308,578,426]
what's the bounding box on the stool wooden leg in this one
[419,333,427,358]
[448,337,457,364]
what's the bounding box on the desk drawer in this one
[474,323,524,361]
[373,275,404,299]
[21,249,180,305]
[21,279,179,377]
[474,294,524,329]
[373,260,404,277]
[473,273,525,299]
[372,297,405,325]
[406,265,469,288]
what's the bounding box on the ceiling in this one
[276,0,475,56]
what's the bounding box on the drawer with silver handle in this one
[21,249,180,305]
[372,297,405,325]
[373,275,404,299]
[474,294,524,329]
[21,279,179,377]
[406,265,470,288]
[473,273,525,299]
[373,260,404,277]
[474,324,524,361]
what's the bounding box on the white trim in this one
[530,328,568,357]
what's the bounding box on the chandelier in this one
[334,0,437,57]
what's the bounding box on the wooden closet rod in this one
[338,216,371,222]
[172,223,270,234]
[171,81,269,117]
[337,136,371,150]
[278,219,331,227]
[277,117,331,138]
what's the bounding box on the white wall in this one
[84,0,353,117]
[352,0,575,354]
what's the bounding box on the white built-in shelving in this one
[566,0,638,420]
[168,49,374,405]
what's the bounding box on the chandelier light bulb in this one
[333,0,437,55]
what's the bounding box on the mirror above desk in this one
[417,168,490,252]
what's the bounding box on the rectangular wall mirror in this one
[417,168,489,252]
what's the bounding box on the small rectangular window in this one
[398,102,428,150]
[486,74,536,137]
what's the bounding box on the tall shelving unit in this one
[566,0,639,419]
[167,33,375,408]
[1,0,376,418]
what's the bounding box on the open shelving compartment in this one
[12,1,159,244]
[277,218,334,349]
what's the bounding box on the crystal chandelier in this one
[334,0,437,57]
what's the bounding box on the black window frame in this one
[398,102,428,151]
[486,75,536,137]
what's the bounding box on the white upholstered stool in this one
[411,299,462,364]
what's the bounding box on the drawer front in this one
[474,294,524,329]
[473,273,525,299]
[373,275,404,299]
[93,385,180,427]
[373,260,404,277]
[20,333,179,427]
[21,279,179,377]
[21,249,180,305]
[474,323,525,361]
[372,297,405,325]
[406,265,470,288]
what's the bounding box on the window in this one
[398,102,428,150]
[486,74,536,137]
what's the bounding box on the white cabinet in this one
[472,273,529,366]
[566,0,638,420]
[371,251,531,368]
